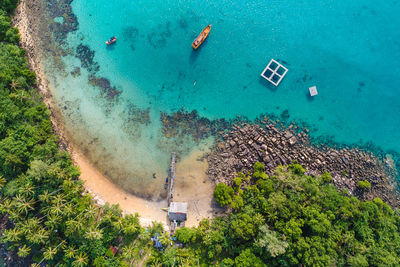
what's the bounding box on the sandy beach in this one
[12,0,219,228]
[173,141,223,226]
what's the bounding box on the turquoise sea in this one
[44,0,400,198]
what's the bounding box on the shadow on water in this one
[106,43,117,51]
[306,91,315,101]
[189,38,210,64]
[258,76,278,92]
[189,49,200,64]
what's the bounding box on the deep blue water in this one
[45,0,400,197]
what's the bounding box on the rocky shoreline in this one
[207,119,400,208]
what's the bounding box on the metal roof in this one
[169,202,188,214]
[169,213,187,222]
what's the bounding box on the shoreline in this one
[12,0,219,228]
[12,0,399,229]
[12,0,168,227]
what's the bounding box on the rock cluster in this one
[161,110,232,142]
[207,121,400,208]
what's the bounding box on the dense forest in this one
[1,1,400,266]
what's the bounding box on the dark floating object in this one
[106,36,117,45]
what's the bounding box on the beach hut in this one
[168,202,188,222]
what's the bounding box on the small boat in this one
[106,36,117,45]
[192,25,211,50]
[164,177,168,189]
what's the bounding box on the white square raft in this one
[260,59,288,86]
[309,86,318,96]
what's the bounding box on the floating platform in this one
[260,59,288,86]
[309,86,318,96]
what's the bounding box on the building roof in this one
[169,202,187,214]
[169,213,187,222]
[169,202,188,222]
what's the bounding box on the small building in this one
[309,86,318,96]
[168,202,187,222]
[261,59,288,86]
[109,246,118,256]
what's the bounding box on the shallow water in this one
[43,0,400,198]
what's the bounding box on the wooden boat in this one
[192,25,211,50]
[106,36,117,45]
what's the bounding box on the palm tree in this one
[13,195,34,215]
[149,258,162,267]
[84,226,103,240]
[113,218,124,231]
[39,191,52,203]
[49,194,65,216]
[64,245,78,259]
[0,175,6,190]
[65,219,83,236]
[19,217,40,235]
[36,240,65,266]
[0,227,21,243]
[0,198,13,214]
[72,252,89,267]
[26,228,49,245]
[18,181,35,197]
[63,202,74,217]
[17,244,31,258]
[8,209,24,221]
[45,214,61,230]
[43,246,58,260]
[159,232,171,247]
[62,178,82,194]
[150,222,164,235]
[83,204,98,221]
[123,223,138,236]
[121,243,137,266]
[10,79,20,90]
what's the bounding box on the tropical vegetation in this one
[1,2,400,266]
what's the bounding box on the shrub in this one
[175,227,195,244]
[253,162,268,179]
[289,162,305,175]
[231,195,244,211]
[357,180,371,191]
[214,183,234,206]
[321,171,332,183]
[253,162,264,172]
[233,176,242,187]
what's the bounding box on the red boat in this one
[106,36,117,45]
